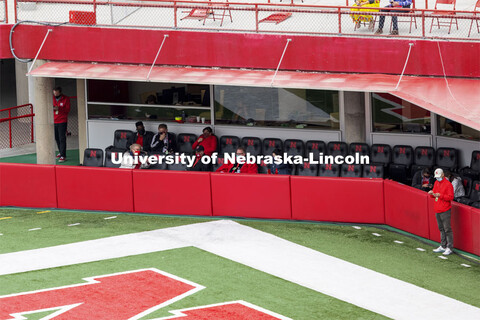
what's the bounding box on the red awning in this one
[29,61,480,131]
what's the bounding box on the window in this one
[437,115,480,141]
[214,86,339,130]
[372,93,431,134]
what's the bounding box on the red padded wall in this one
[291,177,385,223]
[384,180,430,239]
[0,163,57,208]
[471,207,480,256]
[210,173,291,219]
[133,170,212,216]
[55,166,134,212]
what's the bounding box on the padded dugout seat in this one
[212,157,225,172]
[349,143,370,157]
[461,176,473,198]
[436,147,458,171]
[327,141,348,157]
[177,133,197,154]
[263,138,283,156]
[319,163,340,177]
[219,135,240,156]
[148,153,168,170]
[340,164,363,178]
[284,139,305,157]
[389,145,414,184]
[370,144,392,176]
[242,137,262,156]
[106,130,134,152]
[411,146,435,174]
[104,149,122,168]
[460,150,480,181]
[169,163,188,171]
[306,140,327,160]
[83,148,103,167]
[457,180,480,207]
[258,160,269,174]
[363,164,385,178]
[297,161,318,176]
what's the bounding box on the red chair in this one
[429,0,458,34]
[181,0,232,26]
[390,0,417,33]
[469,0,480,37]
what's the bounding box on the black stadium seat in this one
[435,147,458,171]
[177,133,197,154]
[327,141,348,157]
[242,137,262,156]
[83,148,104,167]
[263,138,283,156]
[219,135,241,156]
[284,139,305,157]
[106,130,134,152]
[258,160,269,174]
[169,163,188,171]
[389,145,414,183]
[461,176,473,198]
[306,140,327,160]
[370,144,392,166]
[297,161,318,176]
[318,163,340,177]
[457,180,480,207]
[349,143,370,157]
[363,164,384,178]
[148,153,168,170]
[104,149,122,168]
[340,164,362,178]
[212,157,225,172]
[460,150,480,181]
[411,146,435,174]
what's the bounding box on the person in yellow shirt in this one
[350,0,380,31]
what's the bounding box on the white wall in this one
[371,133,433,149]
[436,136,480,168]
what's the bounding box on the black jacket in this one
[188,155,213,172]
[412,170,435,191]
[150,132,177,154]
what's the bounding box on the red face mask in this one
[133,150,140,156]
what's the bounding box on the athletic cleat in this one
[58,157,67,163]
[433,246,446,253]
[443,248,453,256]
[56,153,61,158]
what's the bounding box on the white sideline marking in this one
[438,256,448,260]
[104,216,117,220]
[416,248,426,252]
[0,233,3,236]
[461,264,471,268]
[372,232,381,237]
[28,228,41,231]
[394,240,404,244]
[0,220,479,320]
[68,223,80,227]
[352,226,361,230]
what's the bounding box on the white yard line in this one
[0,220,478,320]
[28,228,41,231]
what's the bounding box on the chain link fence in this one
[0,0,6,22]
[0,104,35,149]
[15,0,480,40]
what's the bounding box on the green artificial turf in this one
[0,207,479,316]
[0,248,385,320]
[0,150,80,166]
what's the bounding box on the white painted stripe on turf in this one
[0,220,479,320]
[68,223,80,227]
[28,228,41,231]
[438,256,448,260]
[394,240,404,244]
[352,226,361,230]
[416,248,426,251]
[0,233,3,236]
[104,216,117,220]
[461,264,471,268]
[372,232,381,237]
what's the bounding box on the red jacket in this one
[216,162,258,174]
[53,95,71,124]
[192,134,217,156]
[431,178,454,213]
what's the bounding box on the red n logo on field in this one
[183,135,190,142]
[0,269,286,320]
[421,149,428,156]
[89,150,96,157]
[443,150,450,157]
[120,132,127,139]
[248,139,254,146]
[269,140,276,147]
[226,138,232,145]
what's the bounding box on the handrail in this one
[0,103,34,149]
[0,103,34,112]
[0,113,35,123]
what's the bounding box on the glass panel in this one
[87,104,211,123]
[87,80,210,106]
[437,115,480,141]
[214,86,339,130]
[372,93,431,134]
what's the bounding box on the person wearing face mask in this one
[127,121,154,152]
[192,127,217,156]
[120,144,149,169]
[52,87,71,162]
[151,124,177,154]
[216,147,257,174]
[411,167,435,192]
[428,168,454,256]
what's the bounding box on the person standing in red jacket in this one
[192,127,217,156]
[52,87,71,162]
[428,168,455,256]
[216,146,257,174]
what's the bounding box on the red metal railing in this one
[0,104,35,149]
